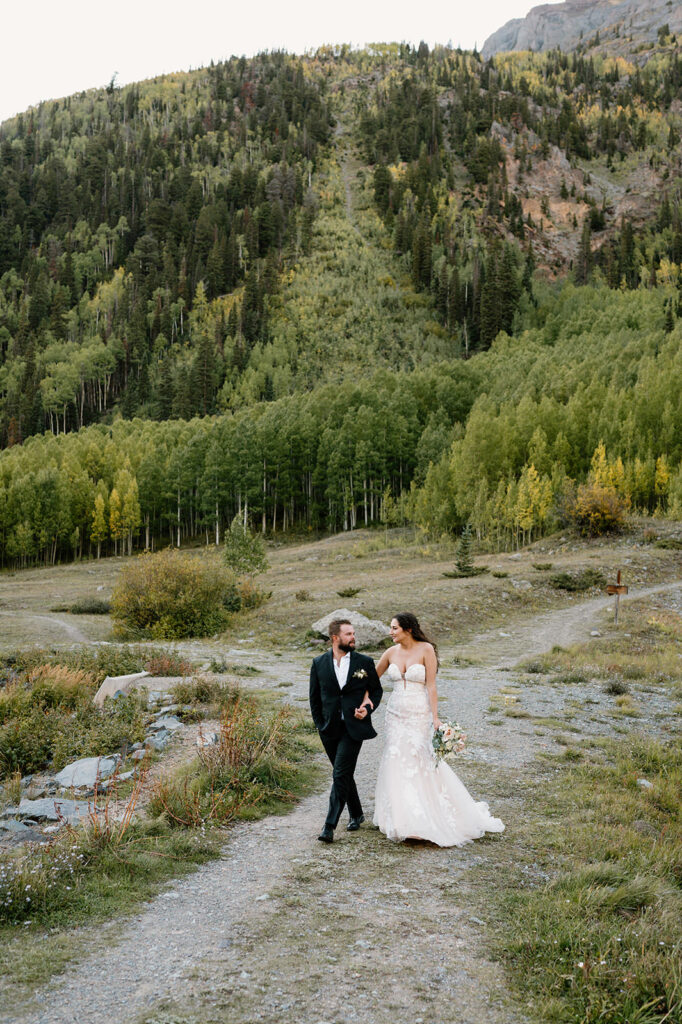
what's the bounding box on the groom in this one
[309,618,382,844]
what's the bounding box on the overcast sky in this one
[0,0,562,125]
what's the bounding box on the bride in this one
[369,612,504,847]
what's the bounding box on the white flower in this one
[353,669,367,679]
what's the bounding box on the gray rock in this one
[149,715,183,732]
[482,0,682,58]
[636,778,654,790]
[0,824,51,846]
[311,608,390,648]
[590,630,601,637]
[0,819,32,833]
[54,755,121,789]
[196,731,219,747]
[511,579,532,591]
[131,749,148,761]
[154,704,180,716]
[1,798,90,825]
[131,742,143,751]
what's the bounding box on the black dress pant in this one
[320,720,363,829]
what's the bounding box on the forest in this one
[1,39,682,565]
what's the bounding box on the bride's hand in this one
[433,717,442,730]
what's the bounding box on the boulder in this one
[148,715,183,732]
[311,608,390,648]
[54,755,120,789]
[1,798,90,825]
[93,671,150,706]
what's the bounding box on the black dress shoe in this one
[317,826,334,843]
[346,815,365,832]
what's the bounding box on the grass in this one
[478,735,682,1024]
[517,600,682,693]
[148,691,320,827]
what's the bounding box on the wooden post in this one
[606,570,629,626]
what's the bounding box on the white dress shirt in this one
[333,651,351,690]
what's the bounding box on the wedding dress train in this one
[373,663,505,847]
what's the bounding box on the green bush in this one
[549,568,606,592]
[0,664,145,777]
[51,599,111,614]
[223,514,268,576]
[111,550,241,639]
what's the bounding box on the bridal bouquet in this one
[432,720,466,762]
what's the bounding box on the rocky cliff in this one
[482,0,682,58]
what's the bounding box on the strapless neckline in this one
[387,663,426,683]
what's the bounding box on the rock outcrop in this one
[482,0,682,58]
[311,609,390,648]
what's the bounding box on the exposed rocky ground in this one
[482,0,682,60]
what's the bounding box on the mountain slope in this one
[482,0,682,59]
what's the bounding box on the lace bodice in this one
[386,663,426,685]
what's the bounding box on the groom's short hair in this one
[328,618,352,640]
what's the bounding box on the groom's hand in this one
[354,699,373,719]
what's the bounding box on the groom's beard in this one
[338,641,355,652]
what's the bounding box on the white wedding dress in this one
[373,664,505,847]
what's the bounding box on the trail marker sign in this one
[606,570,628,625]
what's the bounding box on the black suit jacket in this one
[309,649,383,741]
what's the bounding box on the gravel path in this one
[5,581,681,1024]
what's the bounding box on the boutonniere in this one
[352,669,368,680]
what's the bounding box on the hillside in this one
[0,42,682,565]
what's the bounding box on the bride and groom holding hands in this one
[309,613,504,847]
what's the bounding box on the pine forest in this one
[1,37,682,566]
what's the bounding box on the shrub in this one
[337,587,363,598]
[295,589,312,601]
[51,598,111,614]
[223,514,268,576]
[604,678,630,695]
[148,694,314,826]
[549,568,606,592]
[144,653,193,676]
[0,665,145,778]
[237,578,270,609]
[111,550,240,639]
[568,482,628,536]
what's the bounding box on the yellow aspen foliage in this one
[590,442,610,487]
[91,493,108,550]
[109,488,125,544]
[655,455,670,500]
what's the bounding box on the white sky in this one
[0,0,562,125]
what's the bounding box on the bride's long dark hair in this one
[393,612,439,665]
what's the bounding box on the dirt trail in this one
[461,580,682,668]
[6,580,681,1024]
[0,610,90,644]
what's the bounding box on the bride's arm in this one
[358,650,390,713]
[374,650,391,679]
[424,644,441,729]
